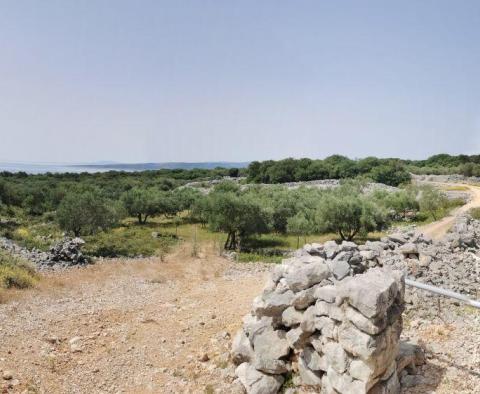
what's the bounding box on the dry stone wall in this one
[232,239,428,394]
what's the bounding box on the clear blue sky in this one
[1,0,479,163]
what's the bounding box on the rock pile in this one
[44,237,88,268]
[377,217,479,319]
[0,236,88,270]
[231,214,480,392]
[232,241,425,394]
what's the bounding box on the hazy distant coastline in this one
[0,161,249,174]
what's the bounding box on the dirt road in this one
[417,183,480,240]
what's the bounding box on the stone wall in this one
[232,241,426,394]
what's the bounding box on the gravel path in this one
[417,183,480,240]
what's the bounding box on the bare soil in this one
[0,243,268,393]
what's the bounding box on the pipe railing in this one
[405,278,480,309]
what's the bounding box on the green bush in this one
[57,190,122,236]
[0,251,37,289]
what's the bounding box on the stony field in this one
[0,184,479,394]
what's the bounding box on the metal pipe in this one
[405,278,480,309]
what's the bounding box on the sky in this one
[1,0,480,163]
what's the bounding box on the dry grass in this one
[418,324,455,342]
[443,185,470,191]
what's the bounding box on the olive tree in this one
[57,191,120,236]
[418,185,448,220]
[206,192,269,250]
[121,188,161,224]
[315,184,388,241]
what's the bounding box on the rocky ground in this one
[0,235,478,393]
[0,183,479,393]
[0,244,271,394]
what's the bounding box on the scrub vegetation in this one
[0,156,464,263]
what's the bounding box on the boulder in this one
[297,353,323,386]
[232,329,254,364]
[399,243,418,255]
[337,268,401,318]
[253,329,290,361]
[252,290,295,318]
[292,285,318,309]
[323,341,348,373]
[284,261,330,292]
[281,307,303,327]
[314,285,337,303]
[327,259,351,280]
[235,362,284,394]
[253,357,289,374]
[324,240,339,259]
[302,346,327,371]
[388,233,408,245]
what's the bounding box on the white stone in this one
[284,261,330,292]
[231,329,254,365]
[253,329,290,361]
[235,362,284,394]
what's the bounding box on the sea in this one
[0,161,249,174]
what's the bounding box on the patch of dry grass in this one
[443,185,470,191]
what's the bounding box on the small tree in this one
[190,196,210,227]
[206,192,268,250]
[315,184,387,241]
[383,189,419,219]
[121,188,160,224]
[418,185,448,220]
[287,212,312,248]
[57,191,120,236]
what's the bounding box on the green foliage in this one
[373,188,419,219]
[417,185,448,221]
[315,183,388,240]
[57,190,121,236]
[0,250,37,289]
[287,212,313,248]
[122,188,162,223]
[247,157,411,186]
[206,189,269,250]
[367,164,411,186]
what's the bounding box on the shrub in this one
[0,251,37,289]
[57,190,121,236]
[417,185,449,220]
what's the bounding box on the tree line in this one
[40,179,449,249]
[247,153,480,186]
[246,156,411,186]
